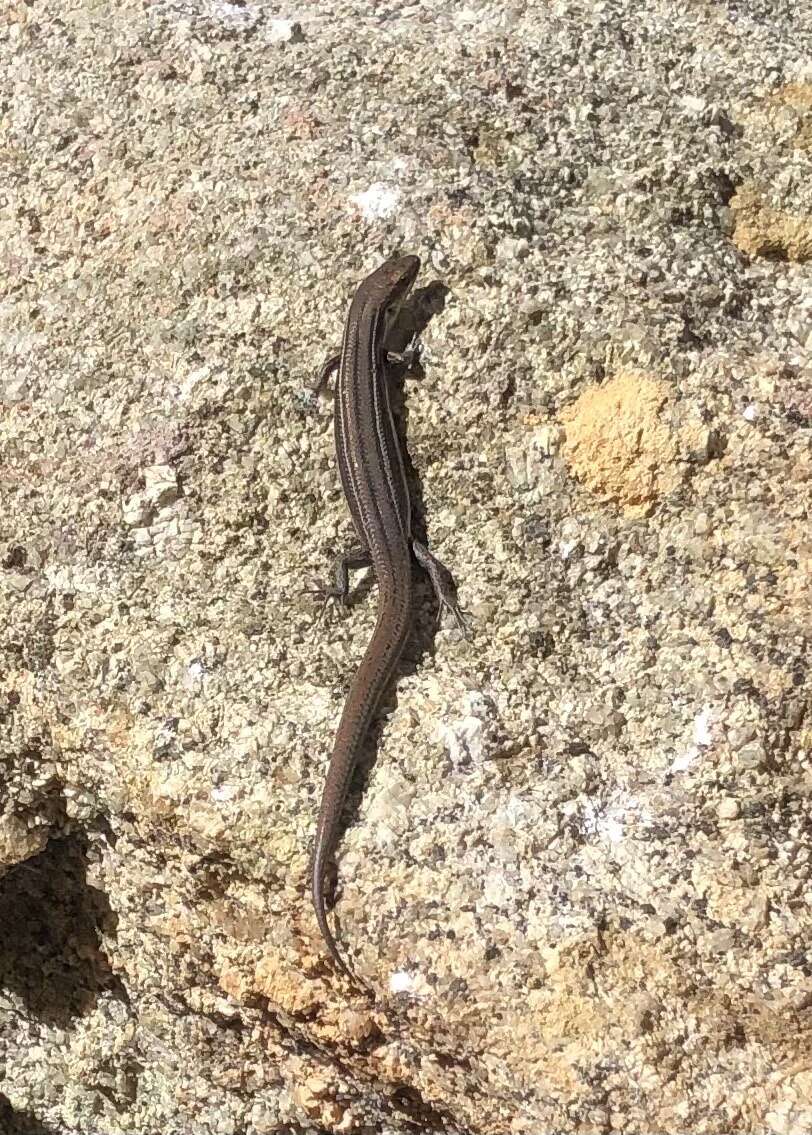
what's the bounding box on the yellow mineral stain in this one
[559,371,678,516]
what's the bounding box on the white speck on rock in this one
[144,464,178,506]
[180,364,211,397]
[559,539,579,560]
[437,712,485,767]
[350,182,401,221]
[582,796,631,845]
[389,970,415,994]
[211,0,260,29]
[672,706,715,772]
[717,797,740,820]
[694,706,714,746]
[132,527,153,548]
[122,493,152,527]
[681,94,707,115]
[267,18,303,43]
[388,970,430,997]
[742,403,759,422]
[671,746,699,773]
[603,812,625,844]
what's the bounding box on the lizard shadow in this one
[323,278,457,920]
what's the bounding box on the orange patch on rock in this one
[773,82,812,112]
[730,182,812,261]
[559,372,678,516]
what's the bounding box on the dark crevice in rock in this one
[0,835,127,1027]
[0,1093,60,1135]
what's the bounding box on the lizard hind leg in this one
[411,539,469,636]
[307,546,372,619]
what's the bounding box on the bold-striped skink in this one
[310,254,466,986]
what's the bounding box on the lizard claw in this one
[305,579,349,624]
[436,598,471,639]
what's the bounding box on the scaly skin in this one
[311,255,465,988]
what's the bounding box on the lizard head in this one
[367,254,421,309]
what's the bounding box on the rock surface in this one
[1,1,811,1133]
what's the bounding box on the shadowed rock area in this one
[1,1,810,1132]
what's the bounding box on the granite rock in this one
[1,1,811,1133]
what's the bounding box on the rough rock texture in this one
[1,1,811,1133]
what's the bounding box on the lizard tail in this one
[310,839,360,986]
[310,593,411,992]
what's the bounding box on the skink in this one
[310,254,465,986]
